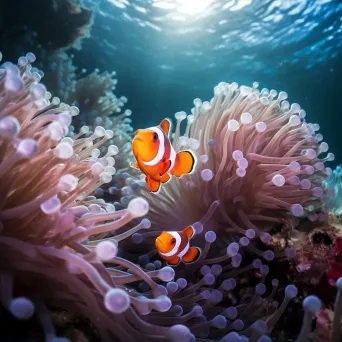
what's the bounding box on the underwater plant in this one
[0,52,197,342]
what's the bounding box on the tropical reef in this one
[0,51,342,342]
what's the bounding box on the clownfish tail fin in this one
[171,150,196,177]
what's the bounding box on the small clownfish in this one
[131,118,196,193]
[155,225,201,266]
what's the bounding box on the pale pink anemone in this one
[0,52,194,342]
[119,81,335,341]
[131,81,333,244]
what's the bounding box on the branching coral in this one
[65,68,133,171]
[34,51,78,102]
[63,67,138,204]
[0,53,195,342]
[118,81,336,340]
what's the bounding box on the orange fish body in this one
[155,225,201,265]
[131,119,196,193]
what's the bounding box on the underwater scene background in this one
[0,0,342,341]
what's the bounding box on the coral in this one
[328,237,342,286]
[34,51,78,102]
[62,66,139,205]
[66,68,133,171]
[66,68,127,127]
[0,53,194,342]
[0,0,94,61]
[64,67,138,204]
[314,308,334,341]
[31,50,133,176]
[324,165,342,216]
[297,278,342,342]
[290,220,336,286]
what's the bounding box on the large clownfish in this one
[131,118,196,193]
[155,225,201,266]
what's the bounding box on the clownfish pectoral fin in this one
[130,161,140,170]
[167,256,180,266]
[171,151,196,177]
[183,225,195,239]
[160,173,170,183]
[146,175,161,193]
[161,159,171,175]
[160,118,171,137]
[182,247,201,264]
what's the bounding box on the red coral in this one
[328,236,342,286]
[314,309,333,342]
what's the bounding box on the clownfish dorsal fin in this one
[183,225,195,240]
[160,118,171,136]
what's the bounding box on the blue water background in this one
[75,0,342,167]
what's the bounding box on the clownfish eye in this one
[153,133,158,141]
[171,238,176,244]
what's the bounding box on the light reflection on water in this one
[77,0,341,166]
[94,0,342,74]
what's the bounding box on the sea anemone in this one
[64,67,138,203]
[136,82,332,235]
[324,165,342,216]
[0,52,194,342]
[120,81,334,340]
[33,50,137,204]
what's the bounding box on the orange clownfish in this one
[131,118,196,193]
[155,225,201,266]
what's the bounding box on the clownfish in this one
[131,118,196,193]
[155,225,201,266]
